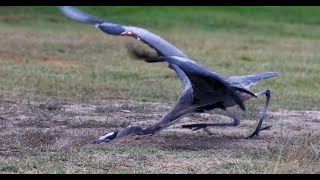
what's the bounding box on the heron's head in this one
[116,125,144,138]
[90,125,145,144]
[90,131,118,144]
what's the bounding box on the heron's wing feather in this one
[58,6,106,24]
[159,56,233,93]
[187,74,224,95]
[154,56,249,110]
[168,64,192,90]
[228,72,278,89]
[167,62,227,101]
[58,6,188,58]
[183,67,247,111]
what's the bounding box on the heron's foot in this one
[90,131,118,144]
[246,131,260,139]
[181,124,208,131]
[246,125,272,139]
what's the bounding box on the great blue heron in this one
[58,6,278,143]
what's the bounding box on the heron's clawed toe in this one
[192,125,207,131]
[181,124,207,131]
[260,125,272,131]
[246,132,260,139]
[89,131,118,144]
[246,125,272,139]
[181,124,191,129]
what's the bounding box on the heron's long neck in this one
[143,103,193,134]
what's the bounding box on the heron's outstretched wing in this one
[58,6,188,58]
[228,72,278,89]
[58,6,106,24]
[128,46,228,95]
[131,53,254,111]
[168,64,192,90]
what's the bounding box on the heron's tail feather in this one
[229,72,278,89]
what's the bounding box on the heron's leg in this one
[181,109,240,131]
[246,89,271,139]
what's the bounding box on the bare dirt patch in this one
[0,99,319,173]
[0,99,319,151]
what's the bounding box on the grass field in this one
[0,6,319,173]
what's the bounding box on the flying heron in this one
[58,6,278,143]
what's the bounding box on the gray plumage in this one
[228,72,278,90]
[58,6,278,143]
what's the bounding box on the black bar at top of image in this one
[1,0,320,6]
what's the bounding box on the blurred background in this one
[0,6,320,174]
[0,6,319,110]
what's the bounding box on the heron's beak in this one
[90,139,105,144]
[89,131,118,144]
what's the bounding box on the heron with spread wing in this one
[58,6,278,143]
